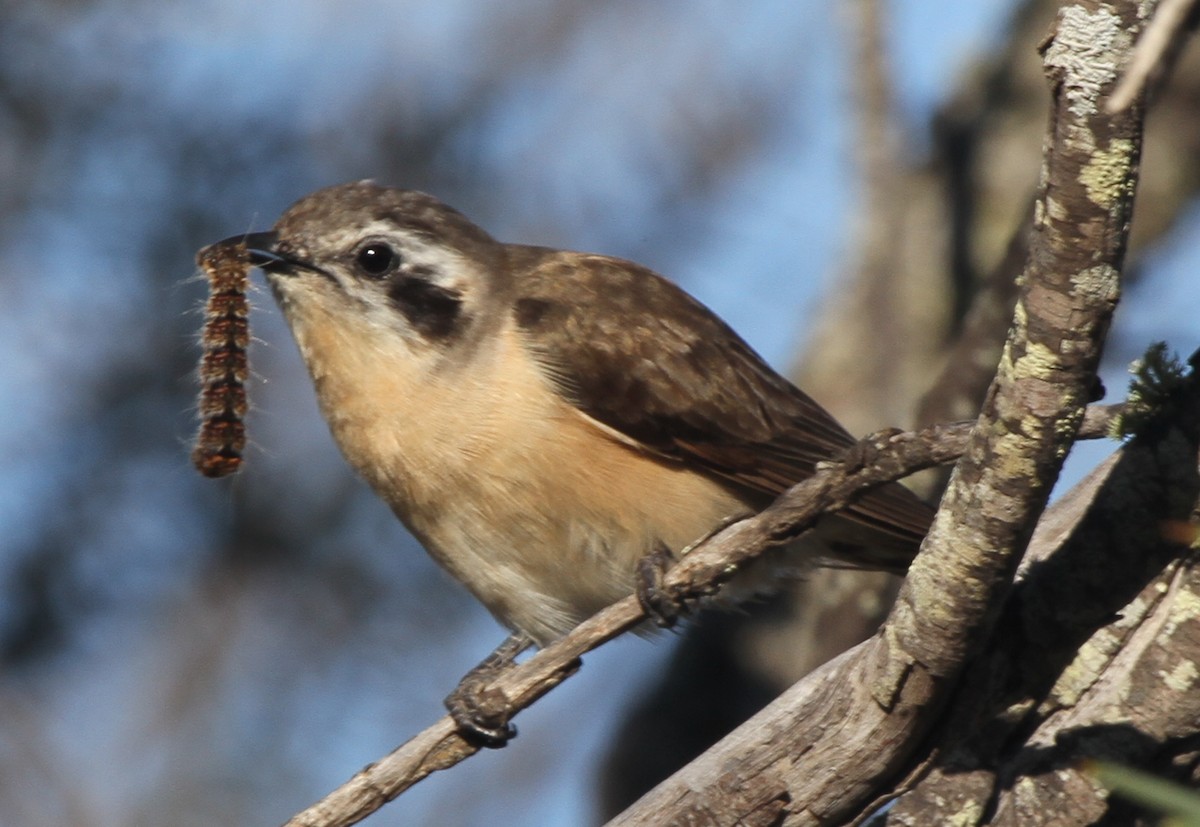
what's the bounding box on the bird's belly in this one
[410,422,754,646]
[420,507,653,645]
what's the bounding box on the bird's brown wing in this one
[510,249,933,551]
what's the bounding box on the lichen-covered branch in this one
[889,359,1200,824]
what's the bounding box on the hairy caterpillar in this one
[192,239,251,478]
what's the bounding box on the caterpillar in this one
[192,239,251,478]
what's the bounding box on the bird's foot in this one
[842,427,905,472]
[636,542,685,628]
[444,632,531,748]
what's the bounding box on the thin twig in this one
[1107,0,1199,112]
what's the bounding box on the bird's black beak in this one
[209,231,286,270]
[209,231,324,278]
[240,232,289,271]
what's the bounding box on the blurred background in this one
[0,1,1197,825]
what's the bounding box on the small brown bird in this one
[231,181,932,737]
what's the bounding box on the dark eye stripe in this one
[387,277,464,339]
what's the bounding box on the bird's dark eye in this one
[354,242,398,276]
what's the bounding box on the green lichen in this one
[1160,660,1199,693]
[1080,139,1134,209]
[1164,588,1200,637]
[1013,341,1060,380]
[945,799,985,826]
[1051,629,1119,706]
[1071,264,1121,304]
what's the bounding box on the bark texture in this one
[890,399,1200,824]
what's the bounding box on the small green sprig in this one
[1109,343,1193,441]
[1083,759,1200,826]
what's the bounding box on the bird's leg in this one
[841,427,905,473]
[444,631,533,748]
[637,515,751,627]
[636,541,684,628]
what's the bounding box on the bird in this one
[226,180,934,742]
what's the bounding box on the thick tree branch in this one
[889,378,1200,824]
